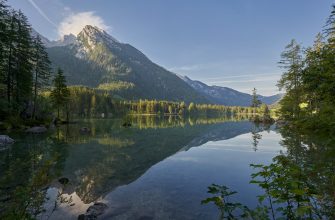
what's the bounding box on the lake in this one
[0,116,333,219]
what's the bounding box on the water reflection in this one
[203,125,335,219]
[0,115,279,219]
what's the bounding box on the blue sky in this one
[8,0,334,95]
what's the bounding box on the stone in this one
[122,122,132,127]
[26,126,47,134]
[0,135,14,147]
[58,177,69,185]
[78,202,108,220]
[86,202,108,216]
[80,127,91,133]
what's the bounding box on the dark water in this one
[0,116,334,219]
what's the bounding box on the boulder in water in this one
[58,177,69,185]
[78,202,108,220]
[79,127,91,133]
[0,135,14,148]
[26,126,47,134]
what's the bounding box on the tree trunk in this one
[32,70,38,119]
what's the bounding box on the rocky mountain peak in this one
[62,34,77,45]
[78,25,119,47]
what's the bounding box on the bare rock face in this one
[0,135,14,148]
[78,202,108,220]
[26,126,47,134]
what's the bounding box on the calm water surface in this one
[0,117,286,219]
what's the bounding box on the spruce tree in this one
[50,68,70,119]
[251,88,261,108]
[31,34,51,118]
[13,11,33,106]
[277,39,304,119]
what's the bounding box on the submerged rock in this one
[78,202,108,220]
[26,126,47,134]
[87,202,108,216]
[0,135,14,147]
[58,177,69,185]
[122,122,132,127]
[80,127,91,133]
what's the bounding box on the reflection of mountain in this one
[181,121,254,150]
[57,119,258,203]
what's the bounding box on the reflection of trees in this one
[0,135,69,219]
[57,118,257,203]
[203,125,335,219]
[128,114,254,130]
[251,124,262,152]
[0,116,266,215]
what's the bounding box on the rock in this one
[138,216,154,220]
[276,119,287,125]
[78,202,108,220]
[77,214,88,220]
[26,126,47,134]
[80,127,91,133]
[58,177,69,185]
[122,122,132,127]
[87,202,108,216]
[0,135,14,147]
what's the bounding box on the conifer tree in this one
[251,88,261,108]
[50,68,70,119]
[31,35,51,118]
[277,39,304,119]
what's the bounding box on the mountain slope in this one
[39,25,281,105]
[178,75,282,106]
[46,25,209,103]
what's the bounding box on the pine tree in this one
[251,88,261,108]
[50,68,70,119]
[277,39,304,119]
[0,0,9,104]
[31,34,51,118]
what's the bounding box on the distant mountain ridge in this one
[178,75,283,106]
[35,25,282,105]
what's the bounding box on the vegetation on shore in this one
[275,5,335,135]
[202,4,335,220]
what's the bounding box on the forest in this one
[0,0,270,130]
[276,5,335,134]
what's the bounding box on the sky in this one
[7,0,334,95]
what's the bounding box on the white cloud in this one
[58,11,110,37]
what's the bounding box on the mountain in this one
[178,75,282,106]
[45,25,208,103]
[31,28,77,48]
[36,25,281,105]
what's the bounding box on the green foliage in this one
[277,6,335,132]
[277,39,304,120]
[0,0,51,125]
[48,26,209,103]
[204,124,335,219]
[202,184,270,220]
[97,81,134,91]
[201,184,248,219]
[50,68,70,119]
[251,88,261,108]
[0,136,68,219]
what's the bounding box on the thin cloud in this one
[58,11,110,37]
[207,75,280,84]
[197,73,281,81]
[27,0,57,27]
